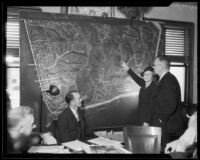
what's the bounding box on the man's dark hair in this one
[157,55,170,69]
[65,90,79,105]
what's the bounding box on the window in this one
[163,22,194,104]
[142,17,194,104]
[6,14,19,48]
[6,13,20,108]
[170,62,186,101]
[165,27,185,56]
[6,7,41,108]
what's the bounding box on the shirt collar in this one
[159,71,168,81]
[69,106,79,121]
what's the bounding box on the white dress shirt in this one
[70,107,79,121]
[159,71,168,82]
[176,111,197,152]
[165,112,197,154]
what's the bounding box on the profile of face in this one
[143,71,154,82]
[71,92,82,108]
[18,114,35,136]
[153,58,163,76]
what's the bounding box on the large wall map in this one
[20,12,164,129]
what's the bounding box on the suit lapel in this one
[157,72,170,87]
[78,109,84,126]
[78,109,85,135]
[67,107,79,125]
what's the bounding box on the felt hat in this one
[141,66,154,77]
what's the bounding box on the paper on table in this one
[110,145,132,154]
[88,136,123,147]
[91,145,132,154]
[62,140,92,153]
[28,145,70,154]
[88,137,131,154]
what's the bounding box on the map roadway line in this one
[24,19,47,92]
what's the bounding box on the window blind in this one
[6,14,19,48]
[165,26,186,56]
[6,7,42,48]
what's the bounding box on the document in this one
[89,145,131,154]
[62,140,92,153]
[28,145,70,154]
[61,138,131,154]
[88,136,123,147]
[88,137,131,154]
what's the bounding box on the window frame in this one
[143,17,194,105]
[6,7,42,108]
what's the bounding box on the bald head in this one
[153,55,170,76]
[8,106,35,137]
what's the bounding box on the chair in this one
[123,126,162,154]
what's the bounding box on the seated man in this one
[7,106,57,153]
[57,90,97,143]
[165,111,197,158]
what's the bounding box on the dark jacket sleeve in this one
[146,84,156,123]
[127,68,145,87]
[139,106,151,124]
[159,77,179,121]
[140,102,152,124]
[57,111,75,143]
[139,84,156,124]
[81,111,97,140]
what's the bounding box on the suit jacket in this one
[57,106,96,143]
[152,72,184,133]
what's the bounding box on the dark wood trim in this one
[187,23,195,105]
[7,6,42,15]
[18,11,158,26]
[167,56,186,63]
[6,48,19,57]
[60,7,68,14]
[6,66,19,68]
[143,17,194,26]
[92,126,123,131]
[161,20,194,104]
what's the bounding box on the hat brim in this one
[141,70,154,77]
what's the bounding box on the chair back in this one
[123,126,161,153]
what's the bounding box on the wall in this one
[39,5,198,104]
[144,3,197,103]
[40,6,61,13]
[20,10,165,129]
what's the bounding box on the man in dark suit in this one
[152,55,184,152]
[57,90,96,143]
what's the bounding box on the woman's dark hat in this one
[141,66,154,77]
